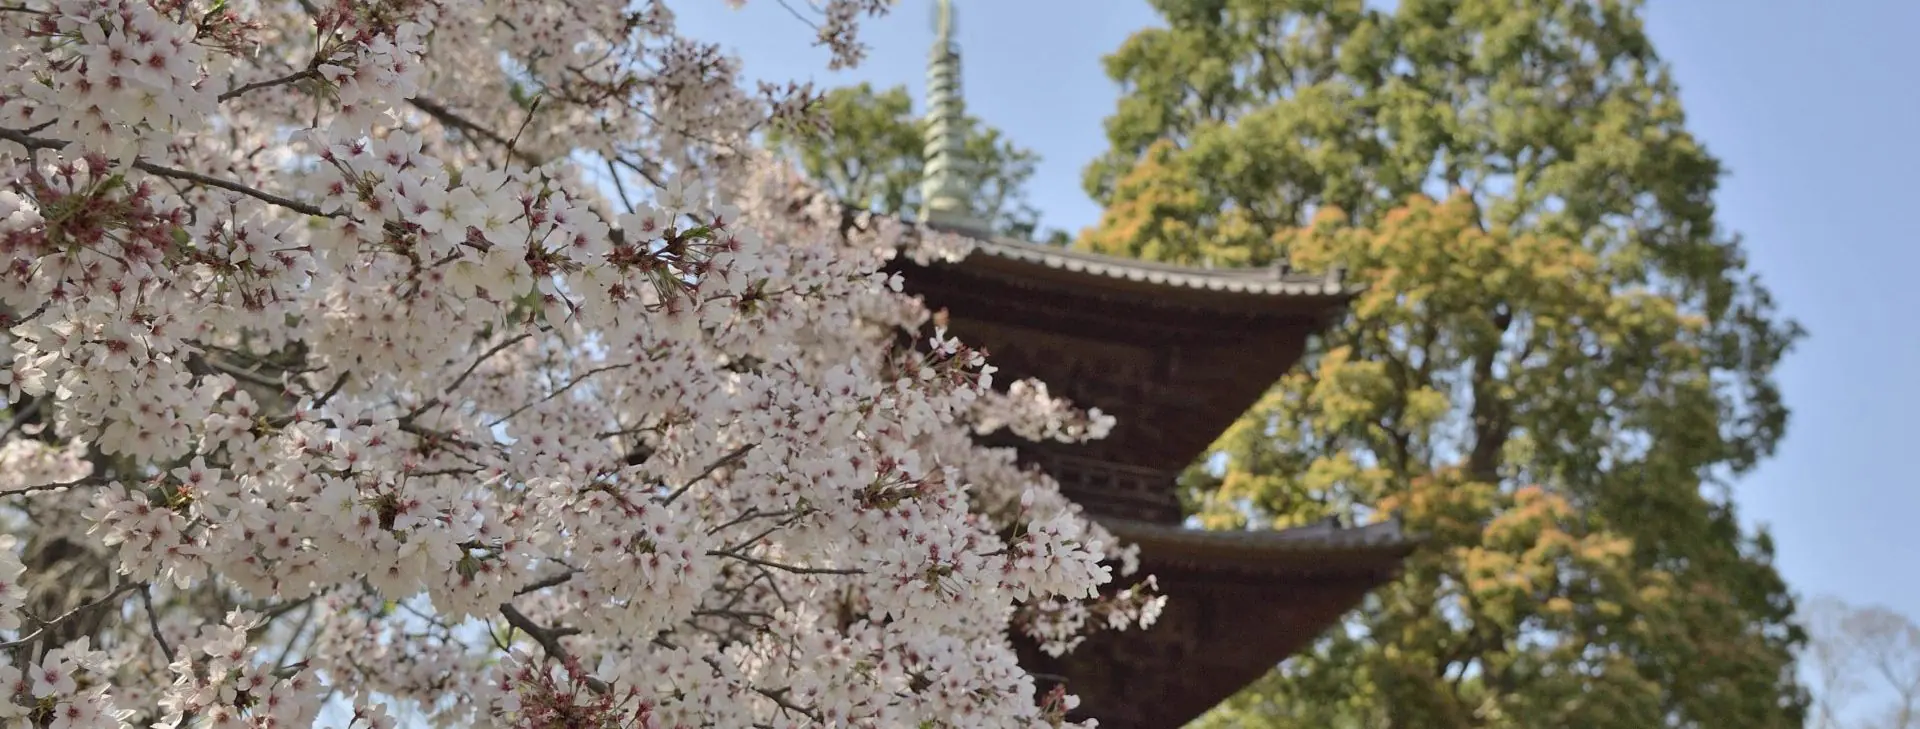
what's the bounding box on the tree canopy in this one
[1078,0,1809,726]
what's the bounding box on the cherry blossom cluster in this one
[973,380,1117,446]
[0,0,1162,727]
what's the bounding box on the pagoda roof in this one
[1098,515,1415,572]
[902,232,1360,324]
[963,234,1353,298]
[1022,516,1417,728]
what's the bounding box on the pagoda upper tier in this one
[889,234,1351,524]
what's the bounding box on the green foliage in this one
[1082,1,1810,727]
[764,82,1049,239]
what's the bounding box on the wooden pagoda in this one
[889,235,1416,728]
[883,3,1419,725]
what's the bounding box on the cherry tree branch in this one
[0,127,59,152]
[0,128,333,218]
[498,602,609,694]
[132,160,333,217]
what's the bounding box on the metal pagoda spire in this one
[918,0,990,234]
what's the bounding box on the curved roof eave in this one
[966,236,1363,299]
[1099,515,1415,552]
[1094,515,1421,579]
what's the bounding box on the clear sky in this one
[674,0,1920,621]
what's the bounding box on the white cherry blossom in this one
[0,1,1164,726]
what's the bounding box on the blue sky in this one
[675,0,1920,621]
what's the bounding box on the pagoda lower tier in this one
[1017,518,1415,728]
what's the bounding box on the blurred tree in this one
[764,82,1054,239]
[1803,596,1920,729]
[1078,1,1810,726]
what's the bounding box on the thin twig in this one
[2,473,111,498]
[513,569,578,597]
[252,594,320,626]
[139,585,178,665]
[604,158,635,214]
[205,355,288,390]
[611,155,668,189]
[218,68,321,102]
[503,96,542,167]
[310,370,352,409]
[1,581,146,650]
[271,601,318,670]
[408,97,544,166]
[414,332,532,419]
[707,549,861,576]
[0,398,42,442]
[721,510,810,554]
[706,507,768,536]
[659,443,755,506]
[773,0,820,29]
[485,362,633,428]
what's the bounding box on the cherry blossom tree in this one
[0,0,1162,726]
